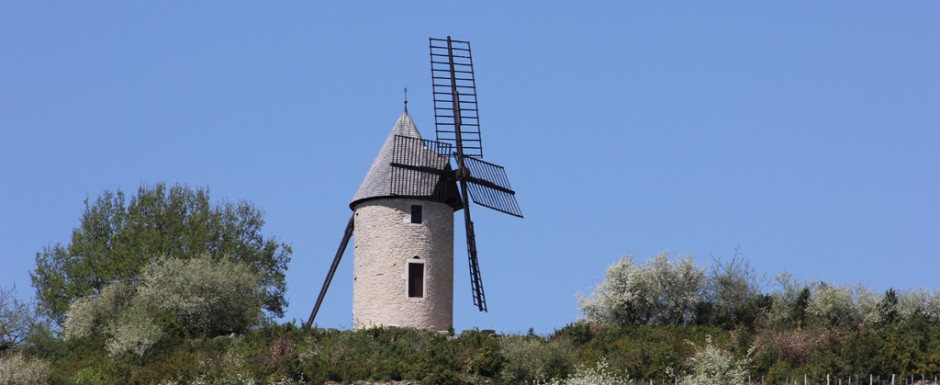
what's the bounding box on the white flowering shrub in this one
[63,281,136,340]
[854,286,880,326]
[62,255,264,358]
[580,253,705,326]
[552,360,630,385]
[879,288,940,324]
[924,290,940,323]
[679,336,749,385]
[807,282,870,327]
[0,352,52,385]
[105,301,163,358]
[580,255,654,325]
[138,255,264,335]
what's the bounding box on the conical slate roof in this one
[350,111,462,210]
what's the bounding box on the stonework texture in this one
[352,198,454,332]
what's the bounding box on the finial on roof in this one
[403,86,408,112]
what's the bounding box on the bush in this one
[553,360,630,385]
[61,255,264,359]
[455,329,503,377]
[68,367,103,385]
[63,282,136,340]
[679,335,749,385]
[497,336,574,385]
[138,255,264,336]
[105,301,164,358]
[579,253,705,326]
[0,352,52,384]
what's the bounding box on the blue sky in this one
[1,2,938,334]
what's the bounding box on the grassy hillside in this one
[3,318,939,385]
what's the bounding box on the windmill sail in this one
[430,37,483,159]
[428,36,524,314]
[463,157,523,218]
[389,135,455,201]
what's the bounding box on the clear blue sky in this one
[1,2,937,334]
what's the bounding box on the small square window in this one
[410,205,423,224]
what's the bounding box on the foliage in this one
[138,256,264,336]
[63,282,136,340]
[18,235,940,383]
[454,329,504,377]
[679,335,750,385]
[62,255,264,359]
[579,252,705,326]
[104,301,164,358]
[0,352,52,385]
[554,321,723,380]
[552,360,630,385]
[496,335,575,385]
[806,282,866,327]
[895,289,940,323]
[10,318,940,384]
[876,288,900,326]
[0,285,50,353]
[700,252,768,329]
[31,182,291,325]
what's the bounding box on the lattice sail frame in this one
[430,37,483,159]
[463,157,523,218]
[428,36,525,314]
[389,135,454,201]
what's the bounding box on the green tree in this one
[31,182,291,325]
[792,286,811,329]
[877,289,900,326]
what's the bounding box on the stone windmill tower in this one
[305,37,522,332]
[348,109,462,330]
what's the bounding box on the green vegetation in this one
[62,256,265,359]
[3,184,938,384]
[0,285,49,353]
[30,182,292,325]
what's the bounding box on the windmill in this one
[305,36,522,331]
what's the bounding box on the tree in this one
[702,251,767,329]
[31,182,291,325]
[876,288,900,326]
[0,285,48,352]
[807,282,863,327]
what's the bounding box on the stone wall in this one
[352,198,454,331]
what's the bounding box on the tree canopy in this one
[30,182,292,325]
